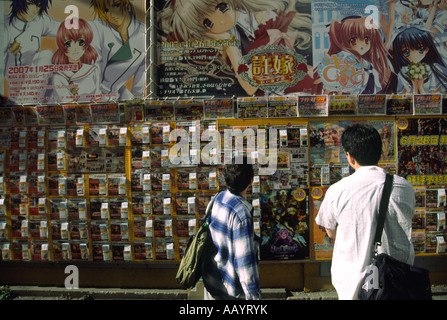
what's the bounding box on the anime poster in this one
[313,0,447,95]
[156,0,313,97]
[398,117,447,186]
[260,189,309,260]
[378,0,447,95]
[309,119,394,164]
[312,0,389,95]
[309,120,344,164]
[309,187,334,260]
[3,0,146,105]
[367,119,396,162]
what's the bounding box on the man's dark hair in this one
[223,157,254,195]
[9,0,52,24]
[341,124,382,166]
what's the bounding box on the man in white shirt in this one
[316,124,415,300]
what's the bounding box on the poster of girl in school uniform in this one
[47,18,101,103]
[2,0,146,105]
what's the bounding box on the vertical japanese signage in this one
[398,118,447,186]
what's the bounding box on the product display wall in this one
[2,0,447,264]
[0,96,446,263]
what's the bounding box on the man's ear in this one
[345,151,351,162]
[345,151,356,167]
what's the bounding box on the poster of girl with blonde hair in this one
[157,0,313,97]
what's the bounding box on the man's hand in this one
[325,228,337,240]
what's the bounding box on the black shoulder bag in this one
[358,174,432,300]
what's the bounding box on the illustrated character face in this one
[90,0,135,28]
[64,38,86,63]
[402,44,429,64]
[279,229,289,240]
[349,36,371,56]
[18,0,40,22]
[203,2,237,36]
[103,0,127,27]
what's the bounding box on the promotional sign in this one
[310,186,334,260]
[312,0,447,95]
[398,117,447,186]
[260,189,310,260]
[3,0,146,105]
[156,0,313,97]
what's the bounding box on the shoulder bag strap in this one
[373,173,394,255]
[203,192,220,224]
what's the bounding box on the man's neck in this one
[351,163,379,171]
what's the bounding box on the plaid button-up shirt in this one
[202,190,260,300]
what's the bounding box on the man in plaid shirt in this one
[202,158,260,300]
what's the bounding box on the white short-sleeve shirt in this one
[315,166,415,300]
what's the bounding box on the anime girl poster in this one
[260,189,309,260]
[312,0,392,95]
[309,120,343,164]
[156,0,313,97]
[368,119,396,162]
[378,0,447,94]
[3,0,146,105]
[309,121,326,163]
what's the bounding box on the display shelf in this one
[0,101,446,264]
